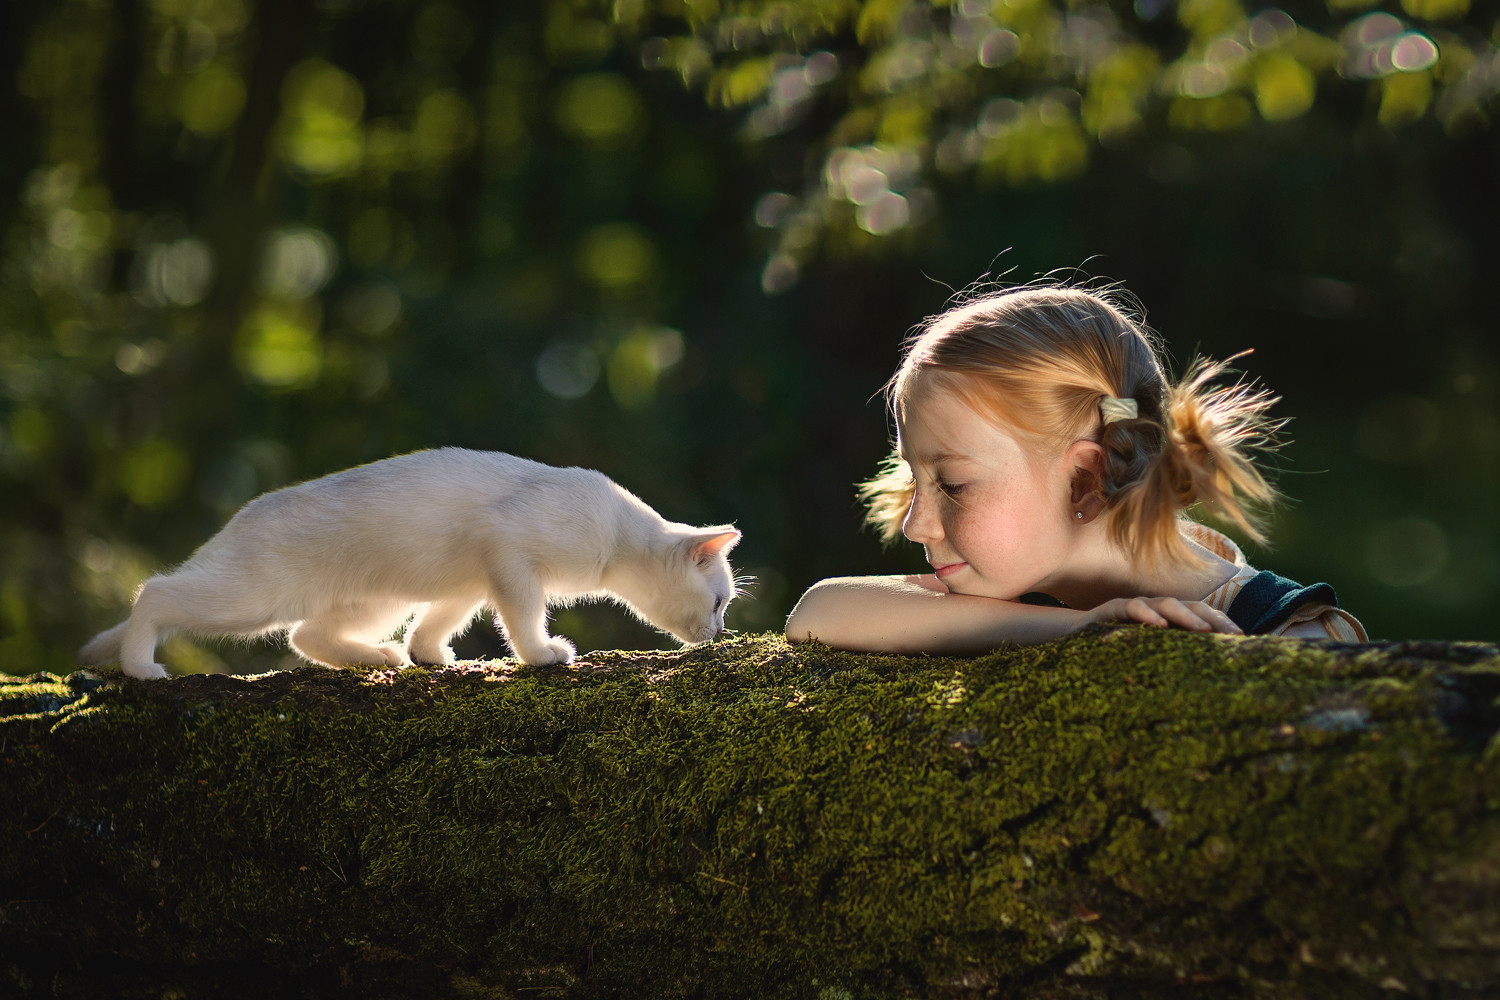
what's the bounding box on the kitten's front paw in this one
[521,638,575,666]
[123,662,170,681]
[375,643,414,668]
[408,643,457,666]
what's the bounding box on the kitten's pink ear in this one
[689,528,741,565]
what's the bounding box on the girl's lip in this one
[933,561,967,579]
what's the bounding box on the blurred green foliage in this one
[2,0,1498,674]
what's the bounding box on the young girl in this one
[785,283,1366,654]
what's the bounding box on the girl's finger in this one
[1178,609,1214,631]
[1113,598,1242,635]
[1131,599,1172,628]
[1163,600,1215,632]
[1185,602,1241,634]
[1190,606,1241,635]
[1145,598,1196,630]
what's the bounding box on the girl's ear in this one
[688,527,741,564]
[1065,440,1107,521]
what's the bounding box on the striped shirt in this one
[1184,521,1368,641]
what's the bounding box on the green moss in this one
[2,630,1498,998]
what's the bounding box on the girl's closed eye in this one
[937,480,968,499]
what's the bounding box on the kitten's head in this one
[636,526,742,645]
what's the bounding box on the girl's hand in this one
[1075,596,1243,635]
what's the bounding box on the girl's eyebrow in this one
[902,449,976,468]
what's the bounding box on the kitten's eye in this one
[712,596,724,613]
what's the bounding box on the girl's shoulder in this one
[1182,521,1368,642]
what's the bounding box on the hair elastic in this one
[1099,394,1138,425]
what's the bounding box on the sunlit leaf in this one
[1254,53,1316,121]
[875,98,930,146]
[178,63,247,134]
[607,326,681,409]
[576,222,658,290]
[7,409,52,459]
[1379,67,1434,124]
[1401,0,1470,21]
[545,1,616,64]
[856,0,911,44]
[414,90,477,164]
[978,107,1089,184]
[708,57,775,107]
[120,439,191,508]
[1082,44,1161,140]
[235,302,323,389]
[1176,0,1247,40]
[555,73,647,143]
[278,59,365,177]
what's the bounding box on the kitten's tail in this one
[79,622,126,665]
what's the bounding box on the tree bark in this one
[2,630,1498,999]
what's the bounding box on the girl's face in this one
[896,386,1079,601]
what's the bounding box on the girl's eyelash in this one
[906,473,967,502]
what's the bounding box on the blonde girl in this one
[785,283,1366,654]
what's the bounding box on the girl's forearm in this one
[784,575,1085,654]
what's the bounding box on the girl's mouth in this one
[933,561,967,579]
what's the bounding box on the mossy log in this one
[3,630,1499,999]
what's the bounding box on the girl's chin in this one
[944,580,1020,602]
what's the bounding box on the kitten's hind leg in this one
[117,570,285,680]
[116,576,181,680]
[490,580,574,666]
[289,602,415,669]
[407,599,485,665]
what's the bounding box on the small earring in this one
[1074,510,1084,520]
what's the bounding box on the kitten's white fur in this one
[79,448,742,680]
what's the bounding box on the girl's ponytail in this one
[1101,356,1283,567]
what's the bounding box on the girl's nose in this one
[902,489,941,544]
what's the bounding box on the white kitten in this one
[79,448,742,680]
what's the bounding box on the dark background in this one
[3,0,1496,675]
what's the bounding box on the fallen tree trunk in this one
[2,629,1498,999]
